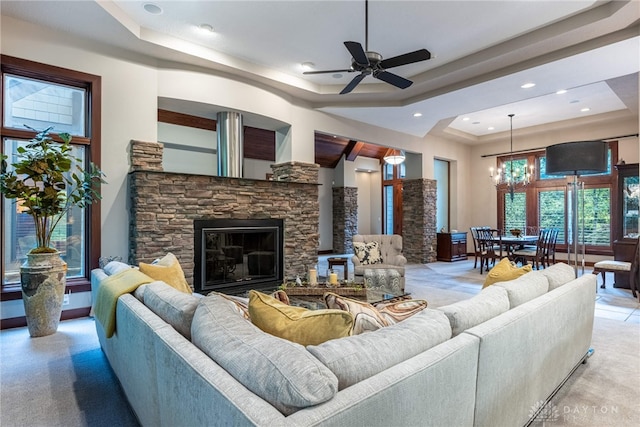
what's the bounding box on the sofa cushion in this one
[139,253,192,294]
[538,262,576,290]
[494,271,550,308]
[307,308,452,389]
[144,282,200,339]
[103,260,133,276]
[353,241,383,265]
[191,294,338,415]
[436,286,510,336]
[483,257,532,288]
[133,284,147,302]
[248,290,353,346]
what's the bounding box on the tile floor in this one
[317,254,640,323]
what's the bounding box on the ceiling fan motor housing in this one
[352,51,381,73]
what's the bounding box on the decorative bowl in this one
[510,229,522,237]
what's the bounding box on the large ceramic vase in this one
[20,251,67,337]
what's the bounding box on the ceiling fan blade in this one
[303,68,354,75]
[374,71,413,89]
[340,73,367,95]
[379,49,431,69]
[344,41,369,66]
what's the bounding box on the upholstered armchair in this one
[351,234,407,286]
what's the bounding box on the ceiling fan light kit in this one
[303,0,432,94]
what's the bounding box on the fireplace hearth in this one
[194,219,284,294]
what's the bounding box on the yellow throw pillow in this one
[483,257,532,288]
[139,253,192,294]
[248,290,353,346]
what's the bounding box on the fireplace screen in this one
[194,219,283,293]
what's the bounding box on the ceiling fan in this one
[303,0,432,94]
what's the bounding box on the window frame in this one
[1,55,102,298]
[496,141,618,256]
[382,162,404,235]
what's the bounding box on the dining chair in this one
[477,228,503,274]
[593,238,639,297]
[470,226,490,269]
[513,228,550,270]
[544,228,559,267]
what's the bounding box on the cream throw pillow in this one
[324,293,429,335]
[139,253,192,294]
[353,241,383,265]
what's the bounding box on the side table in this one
[327,257,348,281]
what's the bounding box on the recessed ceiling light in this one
[487,126,495,130]
[556,89,567,95]
[143,3,162,14]
[581,107,591,112]
[301,62,315,71]
[472,121,480,125]
[413,112,422,117]
[521,82,536,89]
[332,73,343,79]
[570,99,580,104]
[198,23,214,33]
[462,117,470,121]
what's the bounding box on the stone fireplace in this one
[128,140,319,292]
[194,218,284,293]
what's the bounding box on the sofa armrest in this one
[390,254,407,266]
[351,255,361,266]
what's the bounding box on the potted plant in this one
[0,126,105,337]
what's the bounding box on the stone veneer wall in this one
[332,187,358,254]
[403,179,437,263]
[128,140,320,287]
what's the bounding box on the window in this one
[1,55,101,291]
[497,142,617,254]
[382,162,404,235]
[503,192,526,233]
[538,189,566,244]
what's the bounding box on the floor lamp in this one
[545,141,608,277]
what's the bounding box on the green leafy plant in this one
[0,126,106,253]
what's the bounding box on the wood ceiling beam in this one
[345,140,365,161]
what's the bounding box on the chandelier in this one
[384,149,406,165]
[489,114,533,200]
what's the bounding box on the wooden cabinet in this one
[437,232,468,262]
[612,163,638,289]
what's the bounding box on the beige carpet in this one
[405,260,640,427]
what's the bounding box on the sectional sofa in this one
[91,262,596,426]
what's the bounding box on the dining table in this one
[495,234,538,259]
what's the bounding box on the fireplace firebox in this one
[194,219,284,294]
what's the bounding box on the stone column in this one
[130,140,163,172]
[270,161,320,278]
[403,179,437,263]
[333,187,358,254]
[271,161,319,184]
